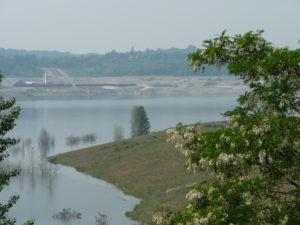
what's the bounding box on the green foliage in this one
[0,47,229,77]
[130,106,151,137]
[153,31,300,224]
[0,73,21,224]
[22,220,35,225]
[0,73,34,225]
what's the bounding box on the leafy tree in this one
[130,106,150,137]
[153,31,300,225]
[0,73,34,225]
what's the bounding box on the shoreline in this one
[49,122,223,223]
[1,75,246,101]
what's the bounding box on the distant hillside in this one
[0,46,229,77]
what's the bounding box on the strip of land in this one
[1,76,245,100]
[49,122,223,224]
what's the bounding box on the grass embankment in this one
[49,122,224,224]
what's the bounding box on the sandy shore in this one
[1,76,246,100]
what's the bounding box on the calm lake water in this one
[1,96,237,225]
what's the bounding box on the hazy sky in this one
[0,0,299,54]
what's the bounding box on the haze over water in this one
[2,95,236,225]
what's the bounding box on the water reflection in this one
[3,141,58,194]
[52,208,82,222]
[65,133,97,148]
[10,138,32,157]
[95,212,109,225]
[38,128,55,158]
[3,138,138,225]
[1,96,236,225]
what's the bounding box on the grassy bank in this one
[49,122,224,224]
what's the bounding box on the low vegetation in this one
[66,133,97,147]
[95,212,109,225]
[50,122,224,223]
[52,208,82,222]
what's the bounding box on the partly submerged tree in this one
[0,73,34,225]
[153,31,300,225]
[114,125,125,141]
[38,128,55,158]
[130,106,150,137]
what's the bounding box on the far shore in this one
[1,75,246,101]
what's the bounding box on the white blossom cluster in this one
[186,189,204,201]
[152,210,174,225]
[167,123,255,176]
[198,157,214,170]
[216,152,242,166]
[166,124,201,157]
[256,209,289,225]
[278,215,289,225]
[258,150,266,164]
[252,119,271,136]
[220,133,231,142]
[252,126,264,135]
[153,31,300,225]
[278,94,291,109]
[193,212,216,225]
[242,192,254,206]
[229,114,241,128]
[215,153,250,175]
[216,153,235,166]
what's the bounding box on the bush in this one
[130,106,151,137]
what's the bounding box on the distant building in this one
[44,73,48,85]
[14,80,38,87]
[14,80,72,87]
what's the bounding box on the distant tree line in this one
[0,47,229,77]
